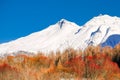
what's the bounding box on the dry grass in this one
[0,44,120,80]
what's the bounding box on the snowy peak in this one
[0,15,120,57]
[58,19,68,28]
[80,14,120,46]
[85,14,120,27]
[57,19,80,29]
[58,19,71,25]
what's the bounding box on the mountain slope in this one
[74,15,120,48]
[0,19,80,56]
[0,15,120,56]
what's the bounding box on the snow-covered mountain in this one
[0,15,120,56]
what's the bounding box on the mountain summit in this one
[0,15,120,56]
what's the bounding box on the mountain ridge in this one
[0,14,120,57]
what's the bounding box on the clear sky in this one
[0,0,120,43]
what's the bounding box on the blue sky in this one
[0,0,120,43]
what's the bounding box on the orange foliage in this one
[0,44,120,79]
